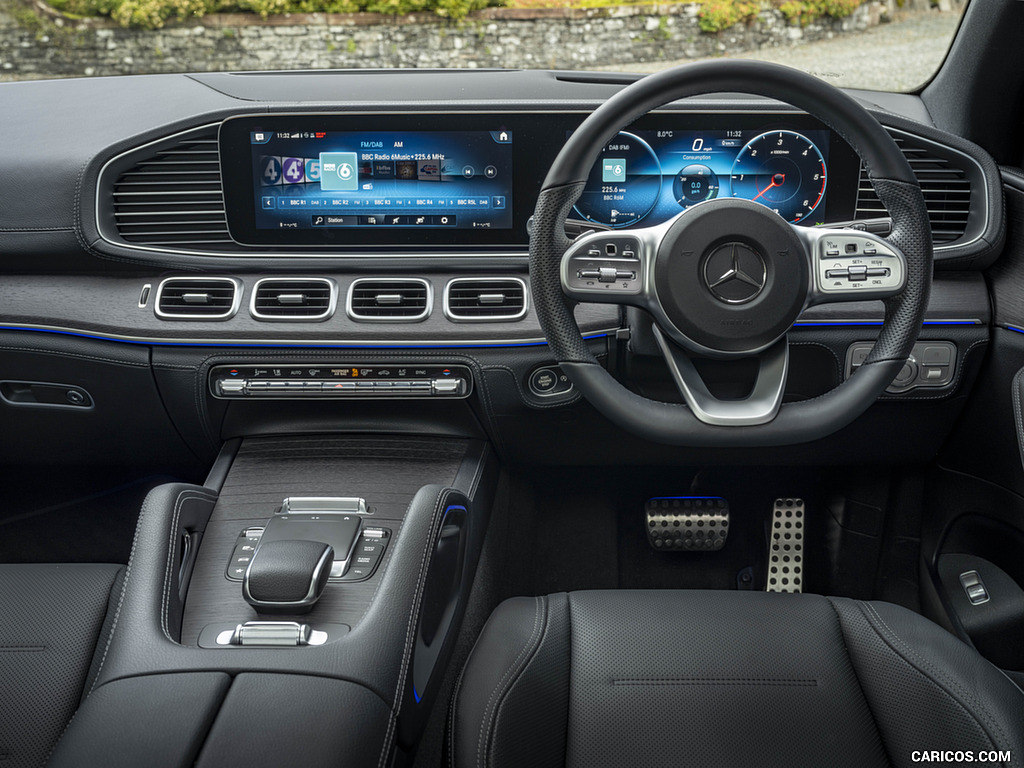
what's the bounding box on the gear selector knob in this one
[243,539,334,615]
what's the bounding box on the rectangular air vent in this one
[109,125,244,253]
[856,132,972,245]
[155,277,240,320]
[347,279,431,322]
[250,278,336,321]
[444,278,527,322]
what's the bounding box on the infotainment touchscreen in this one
[219,115,519,247]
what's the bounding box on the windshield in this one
[0,0,966,92]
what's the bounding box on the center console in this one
[48,435,496,768]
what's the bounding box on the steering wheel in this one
[530,60,933,447]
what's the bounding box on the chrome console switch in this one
[210,363,472,399]
[215,621,329,647]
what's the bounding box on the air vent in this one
[250,278,336,321]
[347,279,431,322]
[109,125,242,252]
[856,131,972,245]
[155,277,240,320]
[444,278,528,322]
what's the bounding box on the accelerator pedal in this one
[646,497,729,552]
[766,498,804,593]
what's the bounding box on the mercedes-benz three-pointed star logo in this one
[703,243,767,304]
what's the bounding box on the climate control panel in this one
[210,363,472,399]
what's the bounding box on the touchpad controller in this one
[226,497,391,583]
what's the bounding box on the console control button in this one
[334,528,391,582]
[845,341,957,394]
[226,527,265,581]
[528,366,574,398]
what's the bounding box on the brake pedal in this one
[646,497,729,551]
[766,498,804,593]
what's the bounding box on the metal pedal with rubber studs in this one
[646,497,729,552]
[767,498,804,593]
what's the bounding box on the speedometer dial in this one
[573,132,662,228]
[729,131,827,224]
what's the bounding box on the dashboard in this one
[0,67,1008,468]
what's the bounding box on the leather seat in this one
[452,591,1024,767]
[0,563,124,768]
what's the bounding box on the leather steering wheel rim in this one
[529,60,933,447]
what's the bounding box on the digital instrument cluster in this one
[574,127,831,229]
[218,113,855,250]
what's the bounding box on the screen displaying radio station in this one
[250,129,513,231]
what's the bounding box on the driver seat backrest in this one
[0,563,124,768]
[451,590,1024,768]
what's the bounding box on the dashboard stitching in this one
[377,487,454,768]
[0,226,75,232]
[861,602,1009,751]
[0,345,148,368]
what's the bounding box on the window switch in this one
[959,570,990,605]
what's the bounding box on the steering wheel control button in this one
[703,242,767,304]
[528,366,574,398]
[563,235,643,296]
[767,499,804,593]
[845,341,956,393]
[814,233,904,297]
[645,497,730,552]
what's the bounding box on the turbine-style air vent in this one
[856,132,972,245]
[251,278,336,321]
[110,126,242,252]
[347,279,431,322]
[155,277,240,320]
[444,278,527,322]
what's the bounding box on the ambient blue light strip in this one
[0,325,610,349]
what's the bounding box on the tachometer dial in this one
[729,131,827,223]
[573,132,662,228]
[673,164,720,207]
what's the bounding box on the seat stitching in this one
[861,602,1009,755]
[477,596,544,768]
[489,598,555,767]
[826,597,895,767]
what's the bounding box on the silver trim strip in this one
[443,277,529,323]
[249,277,338,322]
[346,277,432,323]
[154,276,242,321]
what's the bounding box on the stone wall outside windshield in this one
[1,0,958,80]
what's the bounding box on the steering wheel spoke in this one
[559,225,660,306]
[653,326,789,427]
[795,226,908,306]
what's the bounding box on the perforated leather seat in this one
[0,563,124,768]
[453,591,1024,768]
